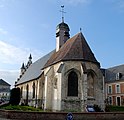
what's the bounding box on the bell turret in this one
[56,6,70,52]
[56,22,70,52]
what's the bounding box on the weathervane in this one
[60,5,66,23]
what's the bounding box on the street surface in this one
[0,114,11,120]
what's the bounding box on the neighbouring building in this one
[15,18,105,111]
[105,64,124,106]
[0,79,11,102]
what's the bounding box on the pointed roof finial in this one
[60,5,66,23]
[21,63,25,69]
[29,53,32,60]
[80,28,82,33]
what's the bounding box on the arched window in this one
[87,71,94,97]
[68,71,78,96]
[32,82,35,98]
[26,84,29,105]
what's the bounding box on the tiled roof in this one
[0,79,11,86]
[16,50,55,85]
[44,32,100,68]
[105,64,124,83]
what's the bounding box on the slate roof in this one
[44,32,100,68]
[105,64,124,83]
[0,87,10,92]
[16,50,55,85]
[56,22,70,31]
[0,79,11,86]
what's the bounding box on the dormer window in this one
[116,72,122,80]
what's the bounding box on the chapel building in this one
[15,20,105,111]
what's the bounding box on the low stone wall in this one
[0,109,124,120]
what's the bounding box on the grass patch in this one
[106,105,124,112]
[0,105,43,111]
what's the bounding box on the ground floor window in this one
[68,71,78,96]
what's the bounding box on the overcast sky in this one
[0,0,124,88]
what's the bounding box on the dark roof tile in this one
[44,32,99,68]
[105,64,124,83]
[0,79,11,86]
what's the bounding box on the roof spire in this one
[60,5,66,23]
[29,53,32,60]
[21,63,25,69]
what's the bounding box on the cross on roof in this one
[60,5,66,23]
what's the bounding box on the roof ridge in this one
[16,50,55,85]
[0,79,11,86]
[107,64,124,69]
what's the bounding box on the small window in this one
[108,85,112,94]
[116,84,120,93]
[108,96,112,105]
[116,73,122,80]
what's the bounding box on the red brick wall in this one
[113,96,116,105]
[121,96,124,105]
[107,82,124,106]
[121,83,124,93]
[112,84,115,94]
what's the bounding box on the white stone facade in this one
[15,21,105,111]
